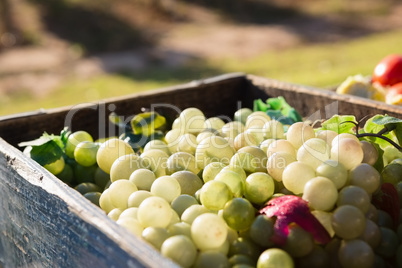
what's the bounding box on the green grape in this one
[338,239,374,268]
[181,204,210,224]
[222,165,247,182]
[297,138,330,169]
[143,139,170,155]
[331,205,366,240]
[74,164,97,184]
[259,139,276,155]
[256,248,294,268]
[96,138,134,174]
[137,196,172,228]
[337,185,371,214]
[110,153,149,182]
[330,138,363,170]
[75,182,102,195]
[315,129,338,146]
[177,107,206,135]
[215,169,245,198]
[297,245,330,268]
[199,180,233,211]
[302,176,338,211]
[228,237,261,262]
[107,208,123,221]
[230,151,259,174]
[94,166,110,189]
[358,219,381,249]
[266,152,297,182]
[282,224,315,257]
[331,133,360,147]
[193,250,230,268]
[150,175,181,203]
[286,121,315,149]
[196,130,217,144]
[65,130,93,159]
[311,210,335,238]
[177,133,198,155]
[166,152,199,175]
[263,120,285,140]
[168,209,181,227]
[129,168,156,191]
[315,160,347,189]
[249,215,275,248]
[191,213,228,251]
[381,162,402,185]
[365,204,379,223]
[234,108,253,125]
[222,198,255,231]
[202,162,227,183]
[282,161,316,194]
[99,188,115,214]
[360,140,379,166]
[43,156,65,175]
[195,136,235,169]
[167,222,192,238]
[266,139,296,158]
[233,132,259,151]
[56,162,74,185]
[204,117,225,131]
[140,149,169,178]
[171,170,203,196]
[376,209,394,229]
[221,121,245,140]
[127,190,153,208]
[349,163,381,194]
[229,254,255,267]
[245,111,271,129]
[74,141,99,167]
[84,191,101,206]
[375,227,399,258]
[119,207,138,220]
[237,146,268,173]
[244,172,275,205]
[108,179,138,209]
[171,194,199,217]
[245,128,264,145]
[116,217,144,236]
[142,227,170,250]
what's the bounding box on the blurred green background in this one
[1,0,402,116]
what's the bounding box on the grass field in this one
[1,29,402,116]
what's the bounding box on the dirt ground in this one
[1,2,402,98]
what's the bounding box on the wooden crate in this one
[0,73,401,268]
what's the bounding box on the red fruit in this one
[372,54,402,87]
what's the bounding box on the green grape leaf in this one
[28,140,64,166]
[371,115,402,146]
[321,115,357,134]
[60,127,71,146]
[109,112,131,132]
[253,99,269,112]
[364,115,400,150]
[131,112,166,135]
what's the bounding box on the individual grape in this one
[266,152,297,182]
[127,190,153,208]
[286,121,315,149]
[337,185,371,214]
[282,161,316,194]
[233,132,259,151]
[375,227,399,258]
[297,138,330,169]
[193,250,231,268]
[256,248,294,268]
[65,130,93,159]
[244,172,275,205]
[140,149,169,178]
[282,224,314,258]
[358,219,381,249]
[262,120,285,140]
[349,163,381,194]
[167,222,192,238]
[266,139,296,158]
[230,151,259,174]
[221,121,245,140]
[56,162,74,185]
[191,213,228,251]
[150,175,181,203]
[74,163,97,184]
[365,204,379,223]
[128,168,156,191]
[259,139,276,155]
[74,141,99,167]
[168,208,181,226]
[315,160,347,189]
[84,192,101,206]
[75,182,102,195]
[331,205,366,240]
[116,217,144,237]
[165,129,182,153]
[181,204,210,224]
[137,196,172,228]
[204,117,225,130]
[383,146,402,165]
[200,180,233,211]
[222,165,247,182]
[249,215,275,248]
[297,244,330,268]
[236,146,268,173]
[177,133,198,155]
[381,162,402,185]
[166,152,199,175]
[196,136,236,169]
[142,227,170,250]
[360,140,379,166]
[99,188,115,214]
[222,198,256,231]
[171,194,199,217]
[311,210,335,237]
[245,111,271,129]
[170,170,203,196]
[196,130,217,144]
[338,239,374,268]
[245,128,264,145]
[202,162,226,183]
[118,207,139,220]
[330,138,364,170]
[107,208,123,221]
[377,209,394,229]
[234,108,253,125]
[178,107,206,134]
[302,176,338,211]
[44,156,65,175]
[215,169,245,198]
[94,166,110,189]
[229,254,255,267]
[331,133,360,148]
[108,179,138,209]
[96,138,134,174]
[161,235,198,268]
[110,153,148,182]
[143,139,170,155]
[315,129,338,146]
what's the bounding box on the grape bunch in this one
[20,98,402,268]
